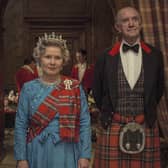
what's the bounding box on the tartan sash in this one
[27,77,81,143]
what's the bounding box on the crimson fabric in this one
[15,66,38,93]
[71,64,94,92]
[93,122,161,168]
[27,77,81,143]
[113,113,144,124]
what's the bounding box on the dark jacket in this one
[93,41,164,128]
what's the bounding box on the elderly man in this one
[93,6,164,168]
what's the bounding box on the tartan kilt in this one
[93,121,161,168]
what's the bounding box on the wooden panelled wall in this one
[0,0,133,160]
[1,0,133,88]
[0,18,4,160]
[0,0,8,160]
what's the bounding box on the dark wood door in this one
[0,84,4,160]
[28,29,87,76]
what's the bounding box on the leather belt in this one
[113,113,144,124]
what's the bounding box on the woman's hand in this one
[78,158,90,168]
[17,160,29,168]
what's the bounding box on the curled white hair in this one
[33,32,70,65]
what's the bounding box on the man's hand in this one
[78,158,90,168]
[17,160,29,168]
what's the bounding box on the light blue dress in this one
[14,79,91,168]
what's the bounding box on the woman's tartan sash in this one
[27,77,81,143]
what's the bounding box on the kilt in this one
[93,121,161,168]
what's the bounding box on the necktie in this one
[122,43,139,53]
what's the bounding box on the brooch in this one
[64,79,72,90]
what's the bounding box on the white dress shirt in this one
[120,41,142,90]
[78,63,86,83]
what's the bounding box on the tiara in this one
[33,32,70,61]
[36,32,67,49]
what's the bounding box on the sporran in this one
[119,122,145,154]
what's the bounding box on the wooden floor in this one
[1,128,168,168]
[0,148,16,168]
[0,129,16,168]
[0,128,95,168]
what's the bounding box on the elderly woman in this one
[14,33,91,168]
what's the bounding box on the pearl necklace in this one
[39,78,61,86]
